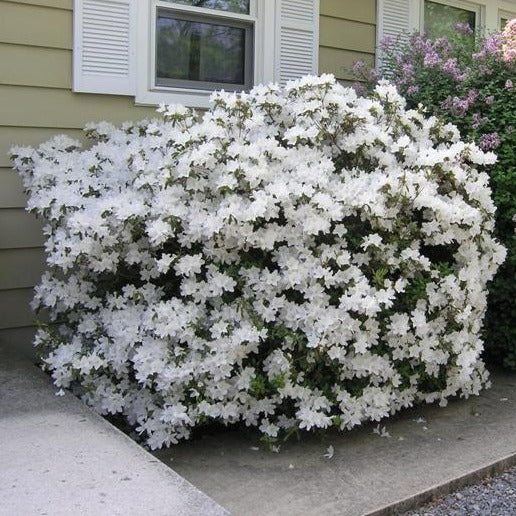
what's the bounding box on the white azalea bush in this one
[12,75,505,449]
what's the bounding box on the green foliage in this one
[356,27,516,369]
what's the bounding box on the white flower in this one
[14,75,501,449]
[323,445,334,459]
[174,254,204,276]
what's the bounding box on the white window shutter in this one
[377,0,419,46]
[276,0,320,85]
[73,0,136,95]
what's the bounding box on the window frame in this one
[136,0,275,107]
[499,8,516,29]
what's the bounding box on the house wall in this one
[319,0,376,81]
[0,0,377,355]
[0,0,157,354]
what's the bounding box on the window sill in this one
[135,87,214,108]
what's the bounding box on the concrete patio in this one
[153,367,516,516]
[0,345,227,516]
[1,341,515,516]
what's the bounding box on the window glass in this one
[156,11,252,90]
[163,0,250,14]
[500,15,515,30]
[424,1,476,40]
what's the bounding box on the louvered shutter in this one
[377,0,419,46]
[73,0,136,95]
[276,0,319,85]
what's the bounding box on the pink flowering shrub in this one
[354,24,516,369]
[11,76,504,448]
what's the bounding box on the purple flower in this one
[423,51,441,67]
[435,38,451,51]
[478,65,493,76]
[466,89,478,103]
[352,82,367,96]
[474,34,503,60]
[407,85,419,95]
[505,79,513,89]
[352,61,367,75]
[402,63,414,75]
[454,22,474,35]
[441,58,464,81]
[485,95,494,105]
[449,96,470,115]
[380,35,394,49]
[471,113,488,129]
[479,132,500,150]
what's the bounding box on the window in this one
[499,9,516,30]
[155,2,254,92]
[377,0,515,56]
[138,0,266,106]
[73,0,320,108]
[423,0,478,40]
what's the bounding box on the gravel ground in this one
[405,466,516,515]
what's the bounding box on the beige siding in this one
[0,0,154,342]
[0,1,72,49]
[0,288,36,329]
[0,325,38,358]
[319,48,375,81]
[0,209,45,248]
[0,43,72,89]
[0,248,46,290]
[0,168,26,207]
[10,0,72,9]
[0,85,156,129]
[0,127,86,167]
[320,0,376,24]
[1,0,378,346]
[0,325,35,360]
[318,0,376,81]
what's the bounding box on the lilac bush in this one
[11,76,504,448]
[354,21,516,369]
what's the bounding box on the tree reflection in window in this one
[424,1,476,47]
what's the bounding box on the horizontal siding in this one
[319,48,375,81]
[0,1,157,335]
[0,248,46,290]
[318,0,376,80]
[0,1,72,49]
[8,0,72,10]
[0,85,157,128]
[0,208,45,248]
[0,0,378,336]
[0,43,71,89]
[320,17,376,53]
[0,167,26,207]
[320,0,376,24]
[0,326,38,360]
[0,126,86,167]
[0,288,36,329]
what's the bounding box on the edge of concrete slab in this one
[365,452,516,516]
[1,348,229,516]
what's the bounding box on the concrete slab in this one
[153,368,516,516]
[0,347,228,516]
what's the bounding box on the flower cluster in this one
[353,24,516,369]
[502,18,516,62]
[11,76,504,448]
